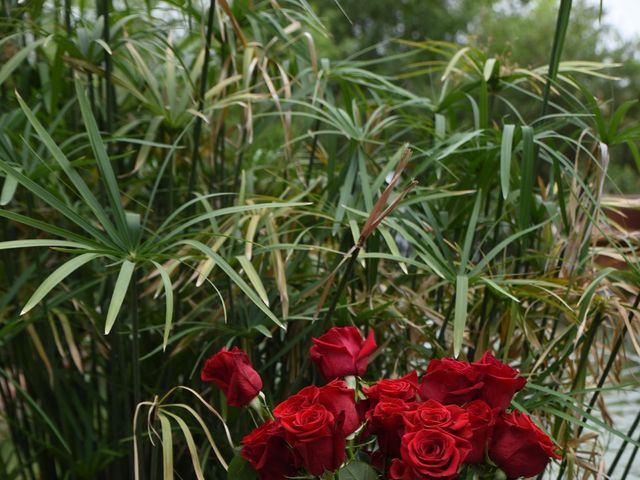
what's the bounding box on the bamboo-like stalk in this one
[130,268,144,480]
[186,0,217,204]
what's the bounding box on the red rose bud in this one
[309,326,376,380]
[241,420,298,480]
[464,399,496,464]
[390,428,472,480]
[201,346,262,407]
[419,357,484,405]
[280,403,346,476]
[489,410,561,479]
[363,371,419,404]
[472,352,527,410]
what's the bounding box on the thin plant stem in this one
[321,246,360,327]
[186,0,216,204]
[608,408,640,477]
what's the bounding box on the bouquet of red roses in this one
[201,326,560,479]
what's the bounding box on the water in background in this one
[603,383,640,478]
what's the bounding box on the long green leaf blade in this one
[500,124,516,199]
[0,172,18,205]
[460,193,482,274]
[152,261,174,351]
[0,240,90,250]
[518,126,535,230]
[0,160,114,246]
[104,260,136,334]
[236,255,270,307]
[159,413,174,480]
[75,76,130,244]
[21,253,100,315]
[16,93,123,248]
[0,37,47,87]
[0,367,71,453]
[453,274,469,358]
[180,240,284,328]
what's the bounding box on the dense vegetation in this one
[0,0,638,478]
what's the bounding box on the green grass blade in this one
[162,411,206,480]
[75,76,130,245]
[158,413,174,480]
[542,0,573,115]
[0,367,71,453]
[236,255,270,307]
[104,260,136,334]
[518,126,535,230]
[0,160,114,246]
[21,252,100,315]
[0,239,91,250]
[459,193,482,274]
[0,37,47,87]
[0,172,18,205]
[157,202,309,244]
[179,240,284,328]
[453,274,469,358]
[500,124,516,199]
[15,94,123,248]
[152,261,175,351]
[469,218,552,277]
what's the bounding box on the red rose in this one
[201,346,262,407]
[274,381,359,436]
[318,380,359,435]
[273,385,319,420]
[472,352,527,410]
[363,371,419,403]
[367,397,415,457]
[390,428,472,480]
[489,410,561,479]
[241,420,297,480]
[419,357,483,406]
[280,403,346,476]
[464,400,496,464]
[309,326,376,379]
[403,400,472,444]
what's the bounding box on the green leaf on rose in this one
[337,461,379,480]
[227,454,257,480]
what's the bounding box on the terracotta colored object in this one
[594,196,640,270]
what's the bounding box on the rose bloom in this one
[366,397,415,458]
[419,357,483,406]
[200,346,262,407]
[390,428,472,480]
[363,371,420,404]
[317,379,360,435]
[473,352,527,411]
[241,420,297,480]
[403,400,472,442]
[280,403,346,476]
[273,385,318,419]
[464,399,496,464]
[309,326,376,379]
[489,410,561,479]
[274,380,359,436]
[420,353,527,410]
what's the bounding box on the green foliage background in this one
[0,0,638,479]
